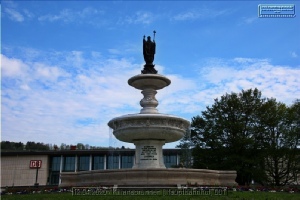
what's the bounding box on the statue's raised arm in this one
[142,31,157,74]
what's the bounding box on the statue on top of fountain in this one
[142,30,158,74]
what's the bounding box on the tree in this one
[60,143,67,150]
[187,89,299,186]
[25,141,49,150]
[76,143,85,150]
[1,141,24,150]
[190,89,266,185]
[260,99,300,185]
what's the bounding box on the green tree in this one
[76,143,85,150]
[1,141,24,150]
[25,141,49,150]
[186,89,299,186]
[190,88,265,185]
[60,143,67,150]
[260,99,300,185]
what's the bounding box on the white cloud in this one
[38,9,74,22]
[108,49,121,55]
[20,84,30,90]
[34,63,67,81]
[23,9,34,19]
[1,51,141,147]
[66,51,84,68]
[2,50,299,148]
[5,8,24,22]
[79,7,102,17]
[1,54,28,77]
[173,8,229,21]
[38,7,105,24]
[173,11,200,21]
[196,58,300,105]
[240,16,257,25]
[291,51,298,58]
[121,11,154,25]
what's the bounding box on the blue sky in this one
[1,1,300,148]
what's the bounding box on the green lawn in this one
[1,191,299,200]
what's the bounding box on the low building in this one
[1,148,181,187]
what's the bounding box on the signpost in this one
[30,160,42,187]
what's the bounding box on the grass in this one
[1,191,299,200]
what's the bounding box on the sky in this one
[1,0,300,149]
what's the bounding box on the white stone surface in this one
[108,114,190,143]
[133,140,166,169]
[128,74,170,114]
[128,74,171,90]
[60,168,238,187]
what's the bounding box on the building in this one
[1,148,181,187]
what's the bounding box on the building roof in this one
[1,148,181,156]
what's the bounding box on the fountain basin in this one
[60,168,237,187]
[128,74,171,90]
[108,114,190,143]
[108,114,190,169]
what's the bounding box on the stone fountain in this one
[108,33,190,169]
[108,73,189,169]
[60,32,237,187]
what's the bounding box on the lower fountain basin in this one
[108,114,190,143]
[60,168,237,187]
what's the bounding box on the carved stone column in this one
[128,74,171,114]
[140,88,158,114]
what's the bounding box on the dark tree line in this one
[1,141,50,151]
[178,88,300,186]
[1,141,108,151]
[1,141,25,150]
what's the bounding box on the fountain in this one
[60,32,237,187]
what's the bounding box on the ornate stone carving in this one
[140,88,158,114]
[110,116,189,131]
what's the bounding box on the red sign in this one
[30,160,42,168]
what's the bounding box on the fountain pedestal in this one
[133,140,165,169]
[128,74,170,114]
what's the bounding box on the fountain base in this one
[133,140,166,169]
[60,168,237,187]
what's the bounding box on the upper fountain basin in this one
[128,74,171,90]
[108,113,190,143]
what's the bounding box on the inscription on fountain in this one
[140,145,157,160]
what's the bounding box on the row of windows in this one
[51,155,178,172]
[49,155,178,185]
[50,155,134,172]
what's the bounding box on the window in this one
[49,156,61,185]
[49,172,60,185]
[93,156,104,170]
[164,155,177,168]
[107,155,119,169]
[51,157,61,171]
[63,156,75,172]
[121,155,133,169]
[78,156,90,171]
